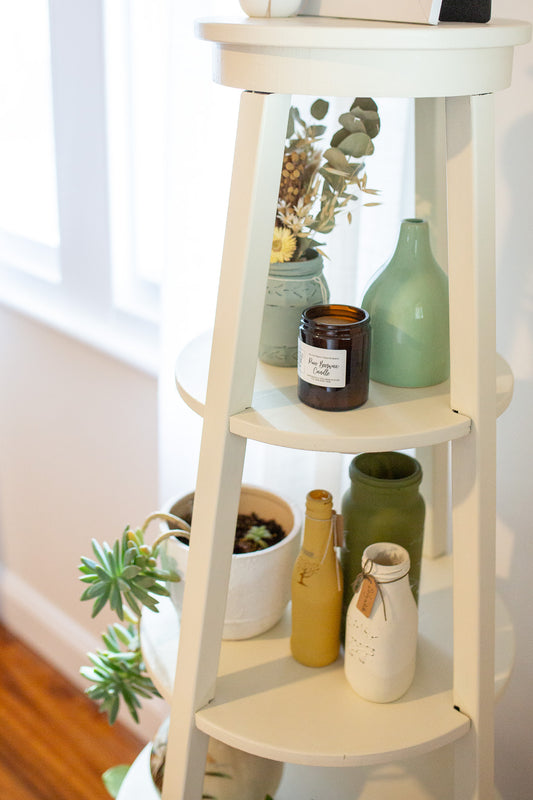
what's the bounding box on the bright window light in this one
[104,0,169,321]
[0,2,59,256]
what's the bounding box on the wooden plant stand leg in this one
[161,90,291,800]
[447,92,497,800]
[415,97,451,560]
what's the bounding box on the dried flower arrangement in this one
[271,97,380,264]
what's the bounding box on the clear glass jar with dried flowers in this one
[259,97,380,367]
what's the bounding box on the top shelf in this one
[196,16,531,97]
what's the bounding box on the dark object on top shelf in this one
[439,0,491,23]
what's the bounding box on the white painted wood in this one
[198,16,529,51]
[301,0,443,26]
[141,556,514,767]
[414,98,448,277]
[175,332,513,453]
[161,90,291,800]
[418,443,451,559]
[447,93,498,800]
[197,18,530,97]
[414,97,451,558]
[161,18,530,800]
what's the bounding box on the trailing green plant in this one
[272,96,380,263]
[79,512,190,724]
[81,514,285,799]
[81,621,157,724]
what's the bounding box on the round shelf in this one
[175,331,513,453]
[196,17,531,97]
[141,555,514,768]
[116,743,505,800]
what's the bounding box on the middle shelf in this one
[175,332,513,453]
[141,555,514,768]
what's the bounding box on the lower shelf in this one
[117,742,505,800]
[141,555,514,768]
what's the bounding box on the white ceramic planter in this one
[151,717,284,799]
[159,485,301,640]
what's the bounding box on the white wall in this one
[0,304,165,737]
[493,2,533,795]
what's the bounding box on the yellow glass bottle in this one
[290,489,343,667]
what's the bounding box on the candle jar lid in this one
[298,304,371,412]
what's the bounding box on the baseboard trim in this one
[0,567,167,739]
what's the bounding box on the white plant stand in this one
[121,15,531,800]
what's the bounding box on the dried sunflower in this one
[271,227,297,263]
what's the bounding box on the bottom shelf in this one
[141,555,514,768]
[117,743,505,800]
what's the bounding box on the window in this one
[0,2,59,282]
[0,1,159,375]
[0,3,413,384]
[104,0,170,323]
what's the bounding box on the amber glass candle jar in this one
[297,304,371,411]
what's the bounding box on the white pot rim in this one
[160,484,301,559]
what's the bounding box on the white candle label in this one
[298,341,347,388]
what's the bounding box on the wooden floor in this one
[0,623,143,800]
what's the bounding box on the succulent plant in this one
[79,511,190,723]
[81,622,158,724]
[79,524,182,620]
[243,524,274,549]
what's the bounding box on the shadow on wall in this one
[494,73,533,793]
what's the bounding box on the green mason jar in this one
[340,451,425,636]
[259,250,329,367]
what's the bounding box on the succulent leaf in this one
[91,590,111,618]
[81,623,159,723]
[91,539,111,569]
[80,582,108,601]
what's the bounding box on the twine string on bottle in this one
[352,558,407,621]
[305,510,342,591]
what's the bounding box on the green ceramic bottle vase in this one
[340,451,425,637]
[361,218,449,387]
